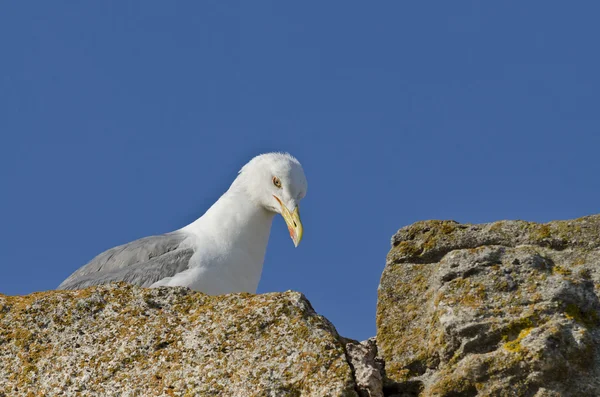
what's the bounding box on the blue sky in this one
[1,2,599,341]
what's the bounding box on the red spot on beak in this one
[288,225,296,239]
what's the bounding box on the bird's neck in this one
[181,183,275,274]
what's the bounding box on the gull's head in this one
[238,152,307,247]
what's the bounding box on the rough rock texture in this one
[344,338,384,397]
[377,215,600,396]
[7,215,600,397]
[0,283,358,397]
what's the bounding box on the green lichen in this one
[553,265,572,276]
[421,221,459,254]
[501,316,537,341]
[376,263,438,381]
[442,278,487,309]
[389,220,461,261]
[564,303,599,327]
[534,224,552,240]
[572,257,587,267]
[394,241,423,258]
[429,375,478,396]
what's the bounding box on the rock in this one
[377,215,600,396]
[343,337,384,397]
[0,283,359,397]
[7,215,600,396]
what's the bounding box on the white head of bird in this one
[234,152,307,247]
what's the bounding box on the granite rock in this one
[377,215,600,396]
[6,214,600,396]
[0,284,359,397]
[344,338,384,397]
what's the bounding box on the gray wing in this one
[57,232,194,290]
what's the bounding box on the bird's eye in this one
[272,176,282,188]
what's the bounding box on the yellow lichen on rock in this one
[378,215,600,396]
[0,283,359,397]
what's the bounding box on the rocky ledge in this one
[3,215,600,396]
[378,215,600,396]
[0,285,381,396]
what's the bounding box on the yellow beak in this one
[273,196,303,247]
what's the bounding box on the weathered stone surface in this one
[0,283,358,397]
[377,215,600,396]
[343,338,383,397]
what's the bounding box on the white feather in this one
[151,152,307,294]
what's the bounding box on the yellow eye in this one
[272,176,282,188]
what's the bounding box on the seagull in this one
[57,152,307,295]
